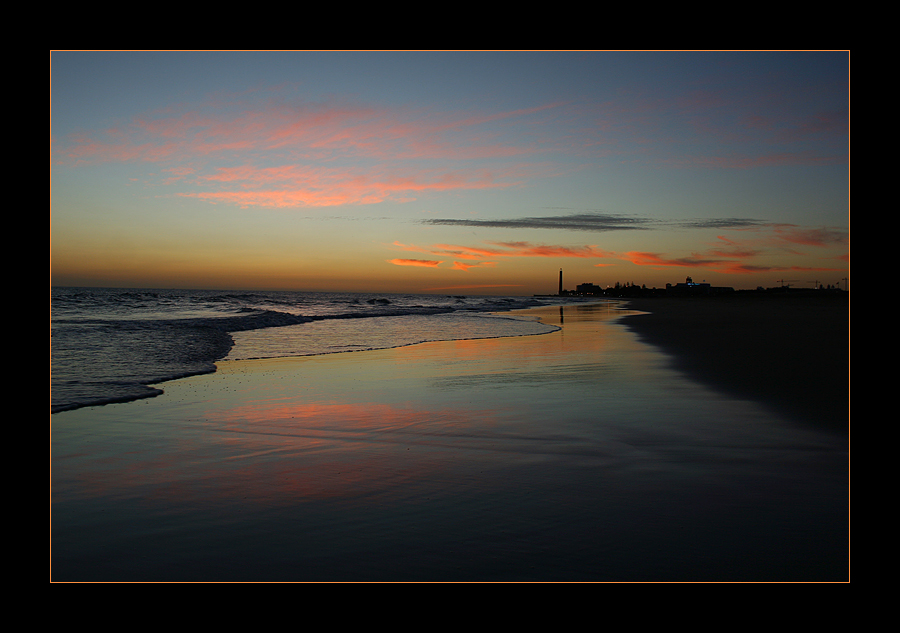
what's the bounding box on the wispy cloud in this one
[622,249,845,275]
[423,212,775,234]
[452,261,496,271]
[392,240,615,262]
[388,258,443,267]
[54,91,565,209]
[387,240,619,274]
[180,164,522,208]
[54,65,847,216]
[390,219,847,276]
[768,225,848,247]
[423,213,654,232]
[677,218,770,230]
[624,252,727,268]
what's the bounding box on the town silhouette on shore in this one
[539,269,848,298]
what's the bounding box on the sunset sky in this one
[50,51,849,295]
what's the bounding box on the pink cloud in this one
[186,189,384,208]
[708,236,761,259]
[718,263,845,274]
[769,225,848,247]
[625,251,729,268]
[55,94,561,168]
[622,248,845,276]
[52,89,576,212]
[182,164,519,208]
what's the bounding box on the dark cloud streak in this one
[422,213,768,233]
[677,218,768,229]
[423,213,653,232]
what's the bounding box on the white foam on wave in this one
[225,312,559,361]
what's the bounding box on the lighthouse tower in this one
[558,269,563,295]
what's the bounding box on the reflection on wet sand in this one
[52,302,847,582]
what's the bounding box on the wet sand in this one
[51,302,849,582]
[620,293,849,435]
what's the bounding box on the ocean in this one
[50,287,571,414]
[51,289,848,581]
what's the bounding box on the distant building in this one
[666,276,734,296]
[575,282,602,295]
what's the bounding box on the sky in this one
[50,51,849,295]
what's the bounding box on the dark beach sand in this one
[51,302,848,582]
[620,293,849,436]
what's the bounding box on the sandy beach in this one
[51,301,849,582]
[621,293,849,435]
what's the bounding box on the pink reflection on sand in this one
[202,399,507,504]
[219,400,457,432]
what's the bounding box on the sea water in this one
[50,287,574,413]
[51,298,848,581]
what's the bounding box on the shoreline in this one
[618,293,849,435]
[52,301,848,581]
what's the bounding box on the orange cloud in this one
[432,241,613,260]
[492,241,613,258]
[391,240,614,265]
[452,261,497,271]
